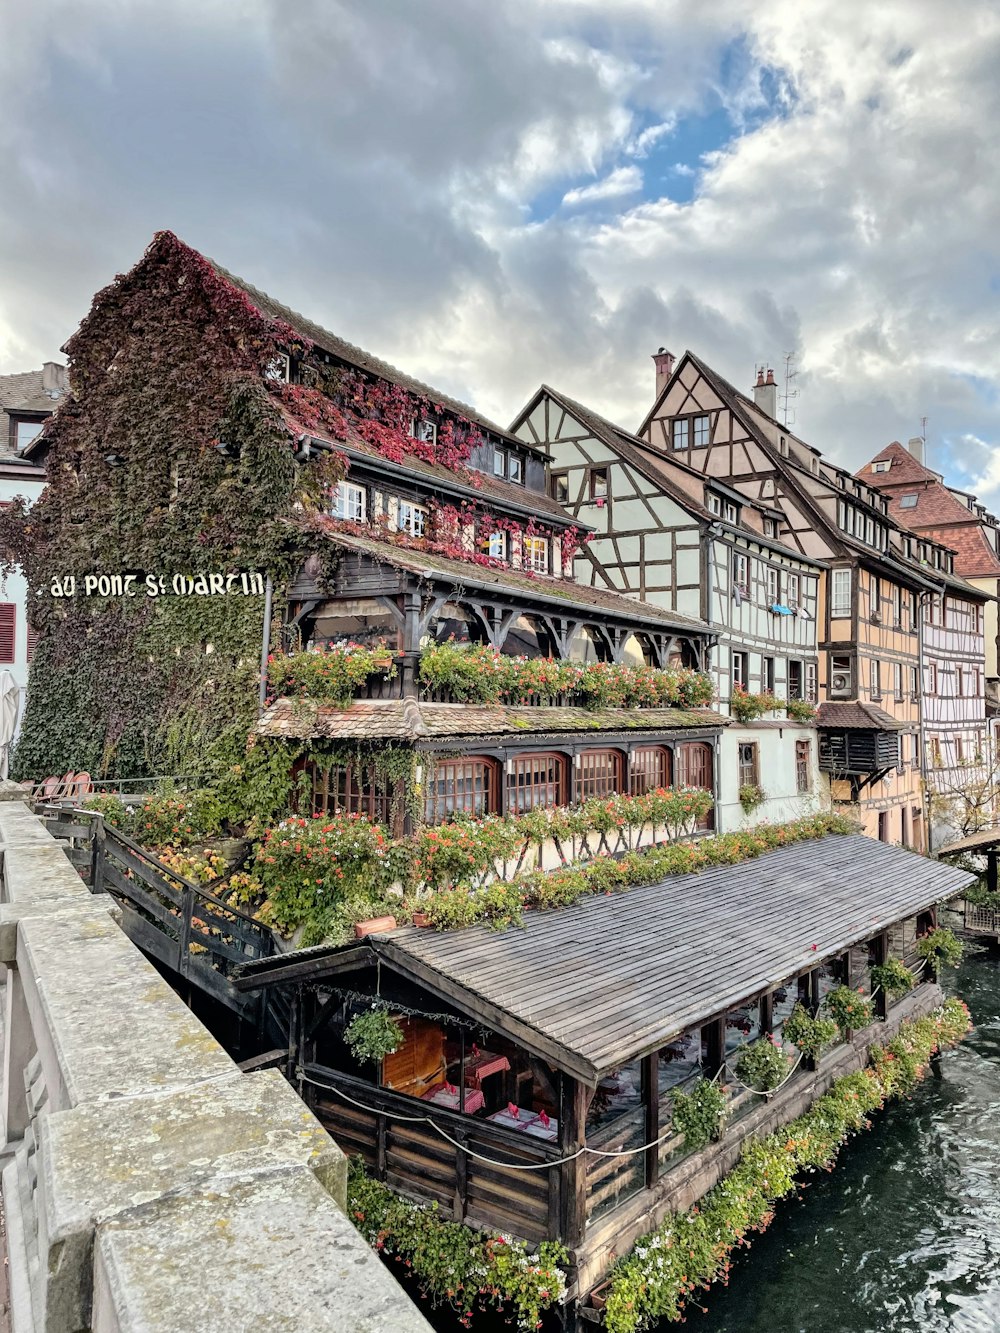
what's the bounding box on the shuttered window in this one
[0,604,15,663]
[26,625,39,663]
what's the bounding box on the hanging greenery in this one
[870,957,915,1000]
[734,1035,792,1092]
[825,985,874,1033]
[781,1004,838,1060]
[916,926,964,975]
[344,1008,405,1064]
[670,1078,728,1152]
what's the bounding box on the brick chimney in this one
[753,366,778,420]
[907,435,925,466]
[41,361,67,397]
[652,348,675,401]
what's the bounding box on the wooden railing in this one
[38,805,278,1018]
[305,1064,561,1244]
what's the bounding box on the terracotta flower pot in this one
[411,911,432,928]
[590,1280,612,1311]
[354,915,397,938]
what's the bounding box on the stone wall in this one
[0,789,433,1333]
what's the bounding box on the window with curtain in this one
[630,746,671,794]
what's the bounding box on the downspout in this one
[258,573,274,713]
[916,589,933,854]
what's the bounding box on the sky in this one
[2,0,1000,502]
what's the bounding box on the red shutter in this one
[26,624,40,663]
[0,604,14,664]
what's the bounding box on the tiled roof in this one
[309,522,712,632]
[855,441,938,486]
[885,483,981,529]
[816,701,907,731]
[0,370,62,415]
[209,260,529,449]
[286,412,574,526]
[935,525,1000,579]
[258,696,727,741]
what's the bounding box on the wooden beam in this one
[561,1077,590,1248]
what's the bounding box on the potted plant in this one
[734,1034,791,1092]
[354,914,397,938]
[671,1077,728,1151]
[344,1007,405,1064]
[739,782,765,814]
[826,984,874,1034]
[916,926,964,975]
[870,957,914,1000]
[782,1003,838,1060]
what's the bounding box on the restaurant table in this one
[485,1107,557,1141]
[463,1049,511,1087]
[421,1083,485,1114]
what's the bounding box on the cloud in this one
[562,165,643,207]
[1,0,1000,512]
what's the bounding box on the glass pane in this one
[725,1000,761,1056]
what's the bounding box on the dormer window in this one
[872,460,891,473]
[707,493,722,517]
[410,418,437,445]
[763,518,776,537]
[265,353,290,383]
[552,472,569,504]
[810,456,819,475]
[493,445,524,484]
[330,481,366,522]
[900,494,918,509]
[724,501,738,523]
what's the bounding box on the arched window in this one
[507,753,567,812]
[620,634,653,668]
[577,749,624,799]
[630,746,672,794]
[567,626,610,664]
[424,758,500,824]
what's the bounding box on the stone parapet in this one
[0,799,432,1333]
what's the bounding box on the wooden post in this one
[560,1078,590,1249]
[178,887,194,979]
[872,932,888,1020]
[90,817,106,895]
[642,1052,658,1188]
[454,1127,468,1222]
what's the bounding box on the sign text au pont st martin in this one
[48,572,266,598]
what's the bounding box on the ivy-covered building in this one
[9,232,726,839]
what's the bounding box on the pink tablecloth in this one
[485,1108,558,1141]
[421,1084,485,1114]
[464,1050,511,1086]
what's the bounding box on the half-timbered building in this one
[234,834,972,1321]
[635,350,978,850]
[856,440,993,844]
[510,385,823,832]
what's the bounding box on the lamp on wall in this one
[213,439,238,459]
[104,453,125,467]
[293,436,313,464]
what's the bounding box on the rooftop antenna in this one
[780,353,799,428]
[920,415,928,470]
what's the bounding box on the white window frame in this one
[732,650,749,690]
[487,531,507,560]
[763,517,776,537]
[724,501,738,522]
[894,662,903,700]
[766,567,780,605]
[330,481,366,522]
[410,418,437,445]
[831,568,851,618]
[397,500,428,537]
[806,662,818,702]
[872,460,891,473]
[264,352,290,383]
[871,659,881,698]
[524,535,549,574]
[732,552,749,595]
[786,573,800,609]
[692,415,710,447]
[707,493,722,516]
[671,419,688,450]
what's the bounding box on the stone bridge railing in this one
[0,787,432,1333]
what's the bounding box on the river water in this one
[691,944,1000,1333]
[422,945,1000,1333]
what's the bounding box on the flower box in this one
[411,911,432,928]
[354,915,397,938]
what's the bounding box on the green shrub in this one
[670,1078,727,1152]
[782,1004,838,1060]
